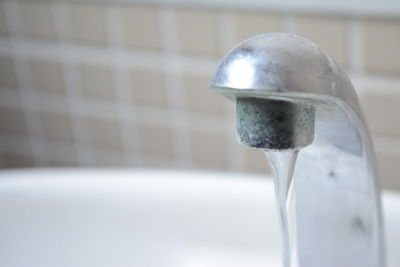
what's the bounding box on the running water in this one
[264,150,300,267]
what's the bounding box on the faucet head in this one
[210,33,321,150]
[210,32,343,96]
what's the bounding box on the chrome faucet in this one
[210,33,385,267]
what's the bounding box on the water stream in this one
[264,150,300,267]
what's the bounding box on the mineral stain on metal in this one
[236,97,315,150]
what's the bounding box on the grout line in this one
[3,1,24,37]
[0,38,218,74]
[3,34,400,92]
[218,10,235,54]
[0,133,120,165]
[3,0,47,167]
[0,133,175,168]
[53,0,95,165]
[104,4,139,166]
[350,75,400,95]
[6,0,400,19]
[0,89,230,133]
[373,135,400,155]
[0,134,4,168]
[280,14,295,32]
[0,134,33,160]
[219,10,245,173]
[348,18,364,75]
[159,6,193,168]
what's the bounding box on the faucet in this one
[210,33,385,267]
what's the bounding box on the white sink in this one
[0,169,399,267]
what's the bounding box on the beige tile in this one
[47,156,78,167]
[233,12,280,44]
[3,153,34,168]
[79,62,114,99]
[363,19,400,75]
[88,117,122,151]
[0,55,17,89]
[182,73,226,115]
[36,94,69,114]
[30,58,65,94]
[67,3,107,46]
[377,151,400,190]
[19,1,56,40]
[0,55,17,88]
[136,123,174,158]
[293,16,348,67]
[0,3,8,36]
[243,146,272,174]
[40,111,74,143]
[45,143,78,166]
[136,157,175,169]
[1,135,31,156]
[175,8,220,57]
[47,158,78,167]
[130,67,168,108]
[120,5,161,51]
[359,91,400,137]
[188,129,228,170]
[0,107,27,136]
[93,150,126,167]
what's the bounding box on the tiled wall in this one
[0,0,400,189]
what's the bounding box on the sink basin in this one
[0,169,399,267]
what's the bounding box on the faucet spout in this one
[210,33,385,267]
[236,97,315,150]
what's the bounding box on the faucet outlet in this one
[236,97,315,150]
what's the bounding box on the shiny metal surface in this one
[211,33,385,267]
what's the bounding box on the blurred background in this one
[0,0,399,189]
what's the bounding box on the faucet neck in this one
[285,101,384,267]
